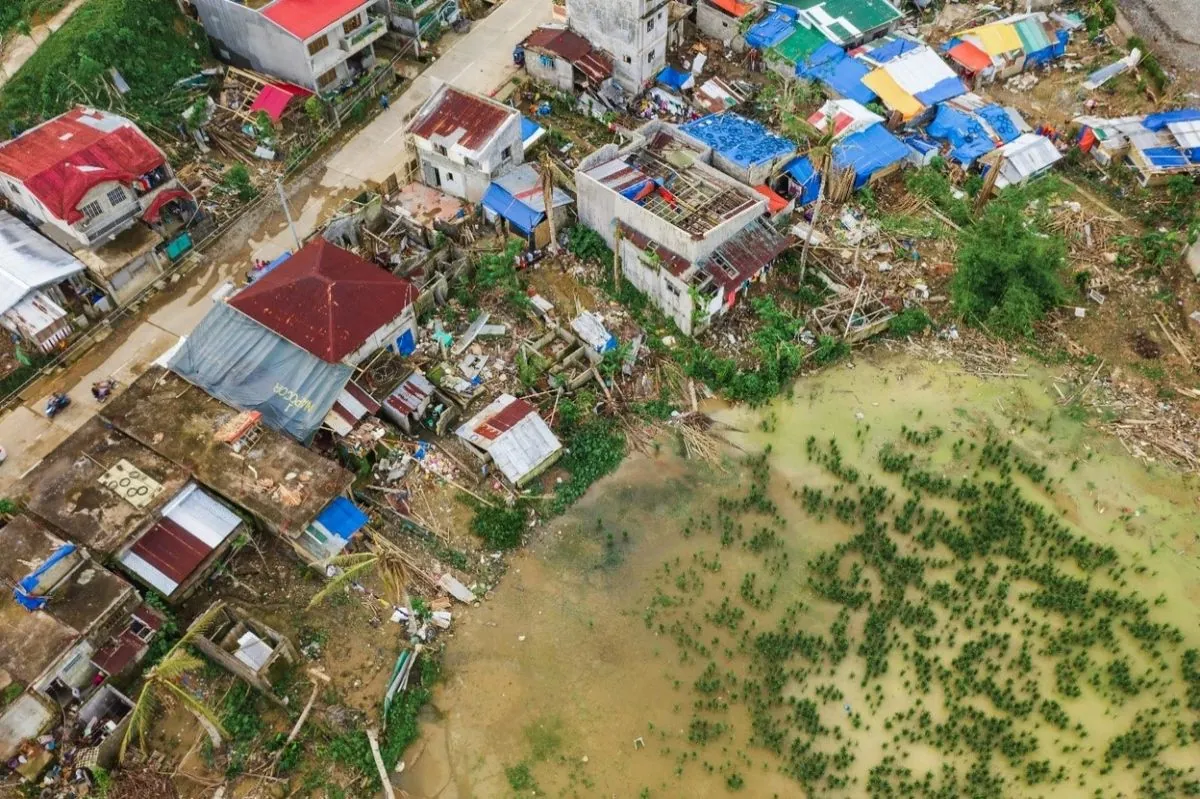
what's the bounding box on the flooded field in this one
[398,353,1200,799]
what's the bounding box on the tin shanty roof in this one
[228,238,416,363]
[0,107,164,224]
[409,86,518,153]
[456,394,562,486]
[700,218,791,293]
[522,26,614,83]
[323,380,382,437]
[0,211,85,314]
[263,0,367,40]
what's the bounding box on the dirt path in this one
[0,0,88,87]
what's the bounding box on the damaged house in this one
[0,515,157,766]
[518,26,615,98]
[565,0,667,92]
[408,85,525,204]
[169,237,418,443]
[190,602,296,699]
[482,162,574,249]
[0,107,196,305]
[576,122,790,336]
[189,0,389,93]
[456,393,562,487]
[98,368,363,564]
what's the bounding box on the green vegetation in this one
[951,182,1067,338]
[474,240,529,311]
[888,307,932,339]
[470,503,527,549]
[0,0,209,132]
[221,164,258,203]
[0,680,25,709]
[905,160,971,227]
[644,423,1200,797]
[0,0,66,38]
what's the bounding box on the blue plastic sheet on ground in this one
[1143,109,1200,131]
[745,9,796,50]
[657,66,691,91]
[977,105,1020,143]
[866,37,920,64]
[316,497,369,539]
[783,156,820,205]
[680,114,796,168]
[482,182,542,235]
[833,124,910,189]
[796,44,876,105]
[1052,29,1068,57]
[14,543,76,611]
[913,75,967,106]
[926,104,995,165]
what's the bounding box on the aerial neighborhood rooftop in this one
[0,0,1198,793]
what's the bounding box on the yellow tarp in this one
[967,23,1022,56]
[862,69,924,120]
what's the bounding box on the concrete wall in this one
[345,306,417,365]
[103,250,165,306]
[566,0,667,92]
[619,237,697,334]
[526,52,575,92]
[696,2,739,43]
[414,111,523,203]
[193,0,314,88]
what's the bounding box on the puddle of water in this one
[399,353,1200,799]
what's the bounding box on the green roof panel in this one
[770,24,829,64]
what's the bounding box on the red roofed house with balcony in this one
[408,84,524,203]
[229,237,419,366]
[191,0,389,93]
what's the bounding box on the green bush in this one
[905,162,972,227]
[550,420,626,514]
[951,189,1067,339]
[222,164,258,202]
[0,0,207,132]
[567,225,613,263]
[470,504,526,549]
[888,307,931,338]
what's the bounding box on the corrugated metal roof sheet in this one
[456,394,561,485]
[693,77,747,116]
[786,0,902,43]
[522,27,613,83]
[947,40,992,72]
[409,87,517,152]
[617,223,692,276]
[0,107,164,224]
[700,218,789,292]
[228,238,416,364]
[1167,120,1200,150]
[993,133,1062,188]
[968,23,1023,56]
[384,371,434,417]
[492,163,574,215]
[263,0,366,39]
[324,380,381,437]
[0,211,85,314]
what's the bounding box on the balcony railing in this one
[80,205,140,245]
[341,16,387,51]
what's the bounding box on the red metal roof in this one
[263,0,366,39]
[409,87,515,152]
[701,219,791,293]
[708,0,753,17]
[229,238,417,363]
[142,187,193,223]
[249,82,312,122]
[522,27,613,84]
[131,516,211,586]
[948,41,992,73]
[474,397,535,441]
[91,627,147,676]
[617,223,692,277]
[0,107,165,224]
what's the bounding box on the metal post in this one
[276,178,302,251]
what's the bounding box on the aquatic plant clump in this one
[647,430,1200,798]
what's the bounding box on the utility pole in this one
[276,177,302,251]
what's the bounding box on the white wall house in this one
[192,0,389,92]
[566,0,668,92]
[408,85,524,203]
[0,108,192,252]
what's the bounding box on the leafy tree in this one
[951,190,1067,338]
[221,164,257,202]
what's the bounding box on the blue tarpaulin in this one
[865,36,920,64]
[520,115,545,150]
[315,497,368,539]
[914,76,967,106]
[680,113,797,168]
[657,66,691,91]
[1141,147,1192,168]
[1143,109,1200,131]
[14,543,76,611]
[482,182,542,235]
[977,105,1021,143]
[745,9,796,50]
[926,104,995,165]
[796,43,876,105]
[784,156,820,205]
[833,124,910,189]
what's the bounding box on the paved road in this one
[0,0,551,494]
[0,0,89,87]
[1117,0,1200,74]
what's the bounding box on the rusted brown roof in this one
[617,223,692,277]
[701,218,791,293]
[409,86,516,152]
[522,27,613,84]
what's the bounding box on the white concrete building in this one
[566,0,668,92]
[575,122,789,335]
[190,0,389,92]
[408,85,524,203]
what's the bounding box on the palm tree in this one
[307,531,414,610]
[780,111,836,287]
[538,149,560,254]
[120,605,226,763]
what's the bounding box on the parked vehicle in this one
[45,392,70,418]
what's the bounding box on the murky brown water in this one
[398,353,1200,799]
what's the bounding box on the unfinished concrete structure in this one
[408,85,524,203]
[191,602,296,701]
[575,122,789,335]
[565,0,668,92]
[520,26,615,95]
[190,0,389,92]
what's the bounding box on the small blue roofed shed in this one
[745,8,797,50]
[304,497,368,560]
[832,123,910,189]
[482,163,573,243]
[796,43,877,105]
[656,66,693,92]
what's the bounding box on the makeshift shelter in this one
[782,155,821,205]
[831,123,910,189]
[926,104,996,166]
[481,163,573,248]
[0,212,90,352]
[796,43,876,105]
[745,9,797,51]
[521,116,546,151]
[456,394,563,487]
[769,24,829,73]
[946,39,993,86]
[981,132,1062,188]
[656,66,694,93]
[862,45,965,120]
[692,77,748,116]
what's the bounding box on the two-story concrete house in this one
[566,0,668,92]
[408,85,524,203]
[191,0,389,93]
[576,122,789,335]
[0,108,195,304]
